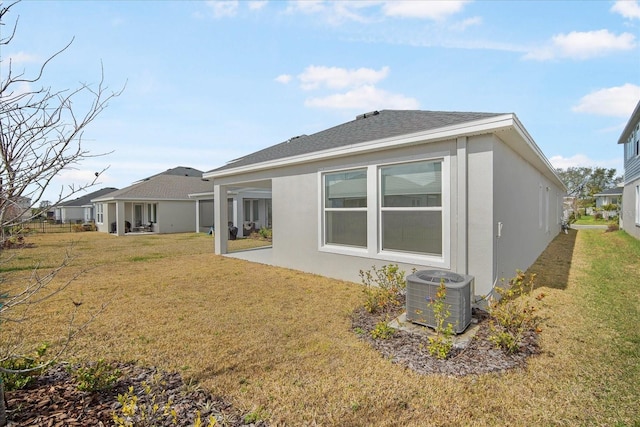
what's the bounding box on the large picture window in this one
[323,169,367,247]
[380,160,442,255]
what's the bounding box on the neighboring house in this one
[204,110,566,300]
[618,99,640,239]
[593,187,623,219]
[54,188,118,224]
[92,167,213,236]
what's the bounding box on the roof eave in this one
[617,100,640,144]
[204,114,517,179]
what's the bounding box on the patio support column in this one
[116,201,126,236]
[214,184,228,254]
[456,136,468,274]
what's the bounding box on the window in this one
[323,169,367,247]
[96,203,104,223]
[243,199,260,222]
[380,161,442,255]
[147,203,157,223]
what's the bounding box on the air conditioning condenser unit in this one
[405,270,474,334]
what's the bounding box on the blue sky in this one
[5,0,640,202]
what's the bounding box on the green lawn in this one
[572,214,614,225]
[1,229,639,425]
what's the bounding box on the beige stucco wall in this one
[155,200,196,234]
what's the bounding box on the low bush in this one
[69,358,121,392]
[0,344,48,390]
[359,264,407,314]
[487,270,545,353]
[426,281,455,359]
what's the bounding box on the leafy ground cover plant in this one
[69,358,121,392]
[0,344,48,391]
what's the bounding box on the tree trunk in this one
[0,381,6,427]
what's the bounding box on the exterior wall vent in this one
[405,270,474,334]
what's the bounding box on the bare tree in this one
[0,2,121,423]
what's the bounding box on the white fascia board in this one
[204,114,517,179]
[188,191,215,199]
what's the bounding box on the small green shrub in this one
[370,317,395,340]
[487,270,545,354]
[360,264,407,314]
[243,405,268,424]
[258,227,272,240]
[426,281,455,359]
[69,358,121,392]
[0,343,48,390]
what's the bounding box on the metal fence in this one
[26,220,92,233]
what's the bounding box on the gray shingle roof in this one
[594,187,623,196]
[60,187,119,207]
[211,110,504,172]
[92,173,211,202]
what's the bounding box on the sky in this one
[3,0,640,203]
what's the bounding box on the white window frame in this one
[378,159,444,258]
[321,167,369,251]
[96,203,104,224]
[318,154,450,268]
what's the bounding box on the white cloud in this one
[8,51,39,64]
[206,0,239,18]
[304,85,419,110]
[275,74,292,84]
[298,65,390,90]
[611,0,640,19]
[382,0,470,20]
[524,29,636,60]
[285,0,326,15]
[572,84,640,117]
[549,154,623,173]
[450,16,482,31]
[248,1,268,11]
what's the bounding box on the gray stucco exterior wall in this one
[213,131,563,300]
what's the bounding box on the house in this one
[53,188,118,224]
[92,167,213,236]
[618,99,640,239]
[593,187,623,219]
[204,110,566,300]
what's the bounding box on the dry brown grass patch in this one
[2,230,637,426]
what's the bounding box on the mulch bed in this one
[351,296,541,377]
[5,363,267,427]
